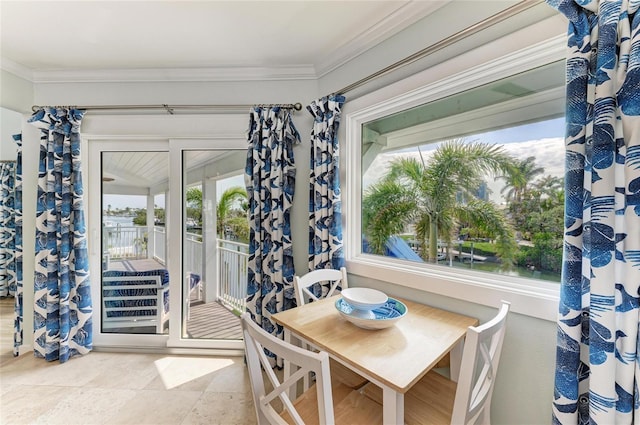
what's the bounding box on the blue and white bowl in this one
[335,297,408,330]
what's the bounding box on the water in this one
[103,216,134,227]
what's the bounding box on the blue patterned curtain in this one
[28,108,93,363]
[0,161,16,297]
[307,95,345,278]
[13,134,23,356]
[245,106,300,365]
[548,0,640,423]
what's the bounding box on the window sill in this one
[346,255,559,322]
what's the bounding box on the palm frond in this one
[363,179,418,254]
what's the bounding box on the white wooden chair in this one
[293,267,348,306]
[292,267,367,390]
[363,300,510,425]
[240,313,382,425]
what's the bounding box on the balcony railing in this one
[218,240,248,313]
[104,224,147,259]
[151,226,249,312]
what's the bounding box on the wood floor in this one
[188,302,242,340]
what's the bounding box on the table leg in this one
[382,387,404,425]
[449,339,464,382]
[283,329,298,400]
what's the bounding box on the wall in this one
[0,107,22,160]
[0,69,33,113]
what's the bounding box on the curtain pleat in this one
[307,95,345,285]
[13,134,23,356]
[28,108,93,363]
[548,0,640,423]
[244,106,300,366]
[0,161,16,298]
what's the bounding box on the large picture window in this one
[362,116,565,283]
[344,44,566,320]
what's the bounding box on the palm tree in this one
[497,156,544,203]
[363,140,518,263]
[217,186,248,237]
[186,186,202,209]
[186,186,203,226]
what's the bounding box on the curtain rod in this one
[335,0,544,95]
[30,102,303,114]
[0,160,16,163]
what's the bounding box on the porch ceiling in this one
[102,150,228,193]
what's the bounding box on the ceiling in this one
[0,0,446,82]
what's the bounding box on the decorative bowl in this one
[340,287,388,311]
[335,297,408,330]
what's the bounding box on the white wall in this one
[0,69,33,113]
[0,107,22,160]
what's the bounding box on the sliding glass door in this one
[89,138,246,351]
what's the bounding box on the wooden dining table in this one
[271,294,478,425]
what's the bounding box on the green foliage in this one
[186,187,203,209]
[132,207,165,226]
[508,175,564,240]
[133,209,146,225]
[185,187,203,226]
[218,186,249,241]
[514,233,563,273]
[363,139,517,263]
[457,241,499,257]
[226,216,250,243]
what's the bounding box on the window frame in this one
[343,36,566,322]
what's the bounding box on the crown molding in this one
[0,58,34,81]
[314,1,448,78]
[21,65,318,83]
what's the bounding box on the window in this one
[344,42,566,320]
[362,116,565,283]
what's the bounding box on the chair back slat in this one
[241,313,335,425]
[293,267,348,306]
[451,301,510,425]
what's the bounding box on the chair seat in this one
[282,381,383,425]
[362,370,457,425]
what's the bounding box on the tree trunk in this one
[429,219,438,263]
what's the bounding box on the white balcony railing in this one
[147,227,248,314]
[104,225,147,259]
[184,231,203,278]
[153,226,166,263]
[218,239,249,313]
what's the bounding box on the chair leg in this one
[302,343,312,391]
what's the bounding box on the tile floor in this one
[0,299,257,425]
